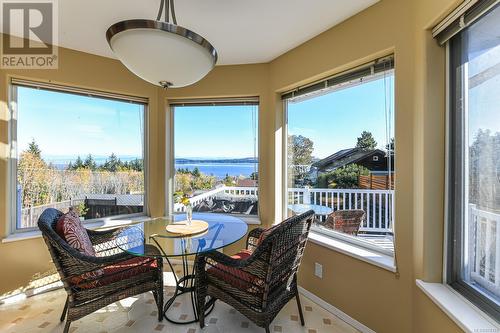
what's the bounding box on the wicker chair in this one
[195,210,314,333]
[323,209,366,236]
[38,208,164,333]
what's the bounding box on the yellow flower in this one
[181,196,190,206]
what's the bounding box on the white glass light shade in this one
[107,20,217,88]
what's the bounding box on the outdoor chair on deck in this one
[195,210,314,333]
[323,209,366,236]
[38,208,163,333]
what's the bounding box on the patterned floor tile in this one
[0,266,360,333]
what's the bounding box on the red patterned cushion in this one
[56,210,103,287]
[56,210,95,256]
[207,250,263,293]
[73,257,159,289]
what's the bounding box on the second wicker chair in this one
[195,210,314,333]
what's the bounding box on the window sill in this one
[2,215,151,244]
[416,280,500,333]
[308,231,397,273]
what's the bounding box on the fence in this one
[288,187,394,233]
[469,204,500,297]
[20,200,73,229]
[358,174,395,190]
[174,186,393,234]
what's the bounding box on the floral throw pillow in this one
[56,210,95,256]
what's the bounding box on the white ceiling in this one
[6,0,379,65]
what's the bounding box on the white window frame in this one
[281,60,396,258]
[8,79,150,234]
[166,98,261,224]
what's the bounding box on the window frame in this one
[166,98,261,223]
[445,10,500,320]
[281,57,396,257]
[8,79,150,234]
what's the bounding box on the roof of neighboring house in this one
[75,193,144,206]
[236,179,258,187]
[312,147,386,170]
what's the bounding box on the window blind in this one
[10,78,148,104]
[168,97,259,107]
[432,0,499,45]
[281,55,394,101]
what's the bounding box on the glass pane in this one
[462,5,500,304]
[173,104,259,216]
[285,71,395,253]
[16,87,145,229]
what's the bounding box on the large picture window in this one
[283,57,395,254]
[10,82,147,231]
[447,3,500,320]
[170,101,259,218]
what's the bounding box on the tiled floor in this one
[0,270,359,333]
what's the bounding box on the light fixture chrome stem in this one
[106,0,217,88]
[156,0,177,24]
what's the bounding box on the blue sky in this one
[17,87,144,159]
[288,74,395,159]
[174,105,258,158]
[17,74,395,162]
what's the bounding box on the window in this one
[170,100,259,218]
[10,81,147,232]
[283,56,395,254]
[447,3,500,320]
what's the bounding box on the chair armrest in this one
[246,227,264,252]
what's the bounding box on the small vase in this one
[185,204,193,226]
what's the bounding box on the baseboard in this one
[298,286,376,333]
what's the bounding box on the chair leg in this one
[295,292,305,326]
[60,296,69,322]
[63,320,71,333]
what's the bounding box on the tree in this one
[102,153,121,172]
[356,131,377,150]
[316,164,369,189]
[192,167,201,177]
[250,171,258,181]
[72,156,84,169]
[469,129,500,210]
[287,135,314,185]
[27,139,41,157]
[83,154,97,170]
[386,138,395,152]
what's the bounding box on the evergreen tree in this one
[356,131,377,150]
[192,167,201,177]
[73,156,84,169]
[83,154,96,170]
[27,139,42,157]
[102,153,120,172]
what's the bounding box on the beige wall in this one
[0,0,466,331]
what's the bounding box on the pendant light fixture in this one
[106,0,217,88]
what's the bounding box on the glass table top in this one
[116,213,249,257]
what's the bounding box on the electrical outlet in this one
[314,262,323,278]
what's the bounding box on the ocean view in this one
[43,155,258,179]
[175,162,258,178]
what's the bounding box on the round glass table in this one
[117,213,248,324]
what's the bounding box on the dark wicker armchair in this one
[38,208,164,333]
[195,210,314,333]
[323,209,366,236]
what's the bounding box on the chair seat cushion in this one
[207,250,263,293]
[72,256,158,289]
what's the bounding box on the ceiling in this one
[4,0,378,65]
